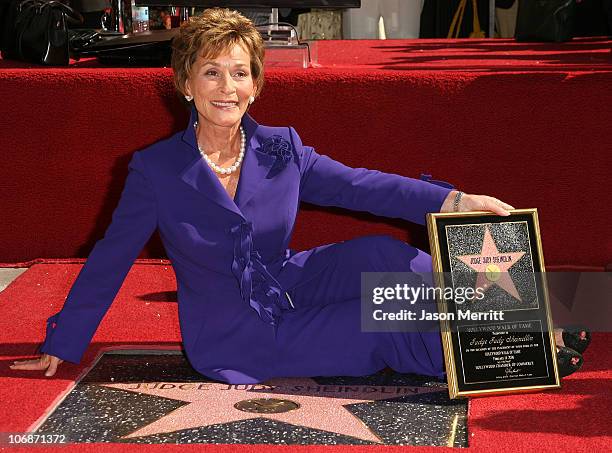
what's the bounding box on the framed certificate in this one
[426,209,560,399]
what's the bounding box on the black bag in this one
[516,0,577,42]
[75,28,179,67]
[1,0,83,65]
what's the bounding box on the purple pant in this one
[272,235,445,380]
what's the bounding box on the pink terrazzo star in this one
[455,226,526,301]
[100,377,442,442]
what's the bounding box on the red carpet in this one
[1,261,610,450]
[1,38,611,267]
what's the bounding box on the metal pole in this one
[489,0,495,38]
[109,0,126,33]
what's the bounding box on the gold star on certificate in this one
[100,378,442,443]
[455,226,526,301]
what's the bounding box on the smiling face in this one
[184,43,257,129]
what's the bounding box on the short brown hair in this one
[171,8,265,99]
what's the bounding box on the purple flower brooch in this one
[259,135,294,177]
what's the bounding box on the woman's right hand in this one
[10,354,64,377]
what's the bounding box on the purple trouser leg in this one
[273,235,445,380]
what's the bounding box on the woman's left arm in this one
[290,128,513,224]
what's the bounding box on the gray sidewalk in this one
[0,268,28,292]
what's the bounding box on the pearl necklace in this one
[194,121,246,175]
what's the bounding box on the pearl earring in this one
[248,96,255,105]
[185,95,193,102]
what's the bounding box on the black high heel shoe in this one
[561,325,591,354]
[556,346,583,377]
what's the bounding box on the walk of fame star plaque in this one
[30,350,468,446]
[426,209,560,399]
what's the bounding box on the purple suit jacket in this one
[40,106,452,379]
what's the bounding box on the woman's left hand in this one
[440,190,515,216]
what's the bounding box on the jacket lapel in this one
[178,105,276,219]
[236,113,276,209]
